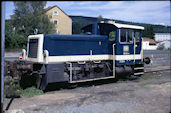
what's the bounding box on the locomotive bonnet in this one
[18,21,147,90]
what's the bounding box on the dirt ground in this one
[4,50,171,113]
[4,69,171,113]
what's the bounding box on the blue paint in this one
[116,60,142,65]
[42,23,143,66]
[115,29,142,56]
[92,22,100,35]
[43,34,109,56]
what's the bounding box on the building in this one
[44,5,72,35]
[142,38,157,50]
[156,40,171,49]
[155,33,171,42]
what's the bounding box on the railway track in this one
[144,66,170,73]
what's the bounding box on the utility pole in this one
[1,1,5,113]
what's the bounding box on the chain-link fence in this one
[144,50,171,67]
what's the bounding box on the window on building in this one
[53,11,58,15]
[54,19,58,25]
[56,29,58,34]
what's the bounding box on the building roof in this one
[44,5,71,19]
[143,38,156,45]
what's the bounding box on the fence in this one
[144,50,170,67]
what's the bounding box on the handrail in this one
[134,38,136,63]
[22,49,26,60]
[43,50,49,64]
[141,38,143,62]
[112,44,115,78]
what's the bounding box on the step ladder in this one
[134,63,144,76]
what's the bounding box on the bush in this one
[4,76,44,98]
[4,76,21,98]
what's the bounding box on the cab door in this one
[134,30,142,54]
[116,28,141,65]
[119,28,134,55]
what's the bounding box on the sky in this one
[5,1,171,26]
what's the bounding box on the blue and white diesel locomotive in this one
[19,21,149,90]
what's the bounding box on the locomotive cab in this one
[82,21,144,65]
[81,21,145,76]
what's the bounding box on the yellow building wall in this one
[46,7,72,35]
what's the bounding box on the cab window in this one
[120,29,126,42]
[109,31,116,41]
[135,31,140,42]
[128,29,133,42]
[120,29,133,43]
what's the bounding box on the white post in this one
[141,38,143,62]
[90,50,93,61]
[1,2,5,112]
[113,44,115,77]
[134,38,136,63]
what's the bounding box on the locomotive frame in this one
[6,21,150,90]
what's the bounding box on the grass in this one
[142,74,154,80]
[4,76,44,98]
[21,86,44,97]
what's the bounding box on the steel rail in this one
[144,68,171,73]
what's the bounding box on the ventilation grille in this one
[28,39,38,58]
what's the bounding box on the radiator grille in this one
[28,39,38,58]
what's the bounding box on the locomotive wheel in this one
[67,83,78,89]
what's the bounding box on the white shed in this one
[142,38,157,50]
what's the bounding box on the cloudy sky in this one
[5,1,171,26]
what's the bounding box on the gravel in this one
[4,50,171,113]
[4,70,171,113]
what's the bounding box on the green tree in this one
[11,1,55,35]
[7,1,55,48]
[149,25,155,39]
[5,20,27,49]
[142,25,155,39]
